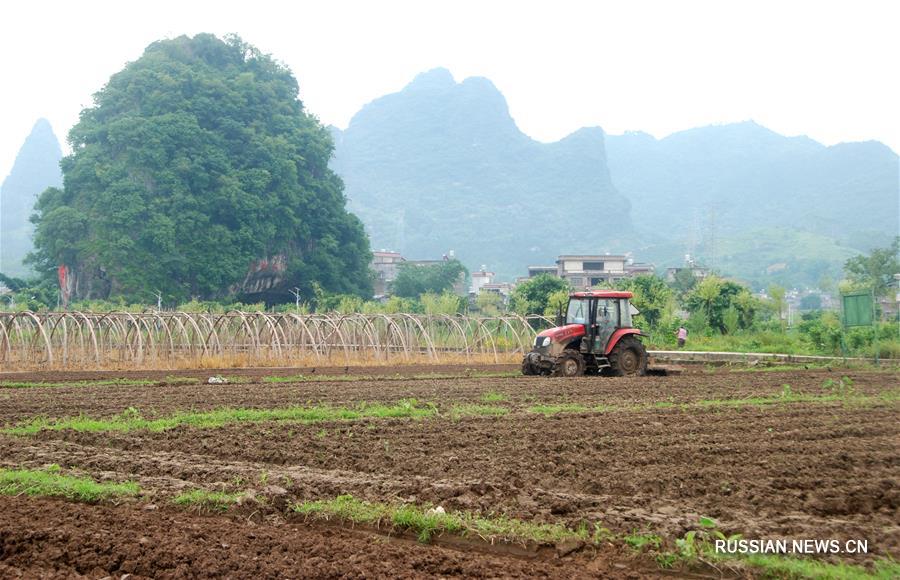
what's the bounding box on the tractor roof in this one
[570,290,633,299]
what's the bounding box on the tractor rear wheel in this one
[551,349,585,377]
[606,336,648,376]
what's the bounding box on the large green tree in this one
[843,237,899,298]
[614,274,673,328]
[391,259,467,298]
[685,276,756,333]
[30,34,371,303]
[510,274,569,316]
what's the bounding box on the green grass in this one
[731,362,897,373]
[8,384,896,437]
[0,378,154,389]
[695,393,838,408]
[736,553,899,580]
[650,518,899,579]
[173,489,243,511]
[624,532,663,550]
[262,371,518,384]
[6,399,438,435]
[693,385,900,410]
[527,403,590,415]
[448,404,509,419]
[293,494,597,544]
[480,391,508,403]
[0,466,139,501]
[291,496,896,577]
[732,363,832,373]
[0,376,199,389]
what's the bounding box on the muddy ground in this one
[0,366,897,578]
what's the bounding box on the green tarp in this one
[842,292,874,327]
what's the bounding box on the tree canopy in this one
[843,237,899,298]
[614,274,673,328]
[685,276,757,333]
[30,34,371,303]
[391,259,467,298]
[510,274,569,316]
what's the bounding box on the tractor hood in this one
[537,324,585,343]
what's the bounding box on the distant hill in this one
[331,71,898,288]
[605,122,899,287]
[0,119,63,277]
[330,68,632,279]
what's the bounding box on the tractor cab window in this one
[595,299,619,327]
[565,299,588,325]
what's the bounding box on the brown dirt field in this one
[0,367,897,577]
[0,368,892,423]
[0,362,519,384]
[0,496,653,579]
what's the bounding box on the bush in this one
[797,311,842,354]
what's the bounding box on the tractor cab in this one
[522,291,648,377]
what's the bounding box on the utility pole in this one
[289,287,301,312]
[154,290,163,311]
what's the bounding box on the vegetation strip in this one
[291,496,896,579]
[293,494,597,544]
[173,489,243,511]
[448,404,509,419]
[5,382,896,435]
[528,403,591,415]
[261,371,519,383]
[0,377,199,389]
[648,520,900,580]
[5,399,438,435]
[733,553,898,580]
[0,466,139,501]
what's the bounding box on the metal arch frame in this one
[0,312,552,368]
[11,311,54,364]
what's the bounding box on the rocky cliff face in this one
[0,119,63,277]
[330,68,631,279]
[331,68,899,287]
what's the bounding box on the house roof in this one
[557,255,627,261]
[570,290,633,299]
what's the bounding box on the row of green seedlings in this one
[261,370,519,383]
[0,376,200,389]
[190,491,900,580]
[6,379,895,436]
[2,466,895,580]
[0,466,596,545]
[0,370,519,390]
[0,464,139,501]
[0,465,244,511]
[636,517,898,580]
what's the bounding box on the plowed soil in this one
[1,367,897,578]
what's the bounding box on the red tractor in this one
[522,290,648,377]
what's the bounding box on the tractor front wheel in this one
[606,336,648,376]
[551,349,585,377]
[522,357,539,376]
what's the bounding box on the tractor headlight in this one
[535,336,551,348]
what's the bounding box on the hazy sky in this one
[2,0,898,179]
